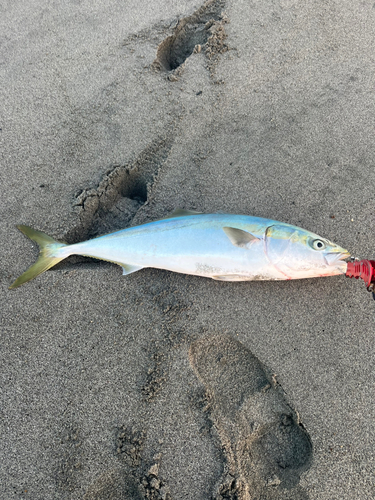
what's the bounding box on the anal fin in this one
[121,264,144,276]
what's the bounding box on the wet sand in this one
[1,1,375,498]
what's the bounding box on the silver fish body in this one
[59,212,349,281]
[10,211,350,289]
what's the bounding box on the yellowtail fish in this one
[9,209,350,289]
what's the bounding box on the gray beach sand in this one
[1,0,375,498]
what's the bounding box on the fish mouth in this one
[324,251,351,266]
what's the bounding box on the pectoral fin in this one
[121,264,144,275]
[223,227,260,248]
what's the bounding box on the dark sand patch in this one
[83,470,142,500]
[140,461,172,500]
[116,426,146,468]
[55,423,83,494]
[114,425,171,499]
[189,335,312,499]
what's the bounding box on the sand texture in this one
[1,0,375,498]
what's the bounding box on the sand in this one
[1,0,375,498]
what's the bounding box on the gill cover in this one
[265,225,301,264]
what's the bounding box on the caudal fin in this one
[9,225,68,289]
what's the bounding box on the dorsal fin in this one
[164,209,202,219]
[223,227,260,248]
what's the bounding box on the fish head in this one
[265,224,350,279]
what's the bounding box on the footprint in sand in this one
[189,335,313,500]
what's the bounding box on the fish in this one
[9,209,350,289]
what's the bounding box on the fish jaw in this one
[324,250,350,266]
[318,250,350,276]
[319,243,350,276]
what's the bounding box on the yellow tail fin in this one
[9,225,68,289]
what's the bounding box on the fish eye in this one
[312,239,326,251]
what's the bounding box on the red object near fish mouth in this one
[346,259,375,294]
